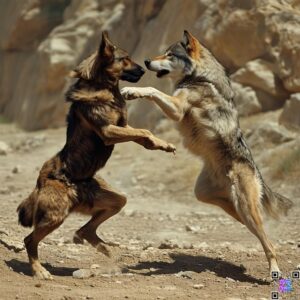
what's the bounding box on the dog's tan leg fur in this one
[74,178,126,257]
[24,222,63,280]
[86,120,175,152]
[77,109,175,152]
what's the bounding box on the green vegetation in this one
[0,114,10,124]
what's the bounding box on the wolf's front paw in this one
[121,87,155,100]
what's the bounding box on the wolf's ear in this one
[99,31,115,62]
[182,30,201,59]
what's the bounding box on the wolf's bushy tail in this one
[261,183,293,219]
[17,192,36,227]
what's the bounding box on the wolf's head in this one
[70,31,144,84]
[144,30,211,81]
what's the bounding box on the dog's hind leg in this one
[229,163,281,277]
[25,222,63,280]
[24,180,70,279]
[73,177,126,257]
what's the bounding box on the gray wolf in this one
[121,30,293,277]
[17,31,175,280]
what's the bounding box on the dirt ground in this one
[0,113,299,300]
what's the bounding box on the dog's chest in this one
[97,98,127,127]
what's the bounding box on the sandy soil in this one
[0,115,299,300]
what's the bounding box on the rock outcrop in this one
[279,93,300,131]
[0,0,300,129]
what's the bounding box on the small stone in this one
[193,284,204,289]
[35,283,42,288]
[0,141,10,155]
[0,187,10,195]
[143,242,154,250]
[158,240,179,249]
[182,242,194,250]
[185,225,200,233]
[0,235,24,252]
[175,271,195,279]
[226,277,235,282]
[253,283,258,287]
[163,285,176,291]
[122,209,137,217]
[12,165,21,174]
[194,242,209,249]
[90,264,100,269]
[72,269,92,279]
[0,229,8,236]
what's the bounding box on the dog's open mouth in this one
[156,69,170,78]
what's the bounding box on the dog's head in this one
[70,31,145,83]
[144,30,201,80]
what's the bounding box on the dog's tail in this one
[17,191,36,227]
[261,183,293,219]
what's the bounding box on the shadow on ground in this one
[127,252,269,285]
[5,259,77,277]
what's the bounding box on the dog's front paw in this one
[32,264,53,280]
[165,143,176,153]
[145,135,176,153]
[121,87,155,100]
[158,141,176,153]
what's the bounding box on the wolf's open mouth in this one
[157,69,169,78]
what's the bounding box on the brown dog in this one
[17,31,175,280]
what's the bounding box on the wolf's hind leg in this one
[74,177,126,257]
[194,169,243,223]
[229,165,281,277]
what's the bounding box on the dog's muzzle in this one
[121,65,145,83]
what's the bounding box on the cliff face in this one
[1,0,300,130]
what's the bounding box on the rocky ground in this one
[0,110,299,300]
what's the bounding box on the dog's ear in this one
[181,30,201,60]
[99,31,115,62]
[68,32,115,80]
[69,52,98,80]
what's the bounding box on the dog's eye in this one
[166,53,173,57]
